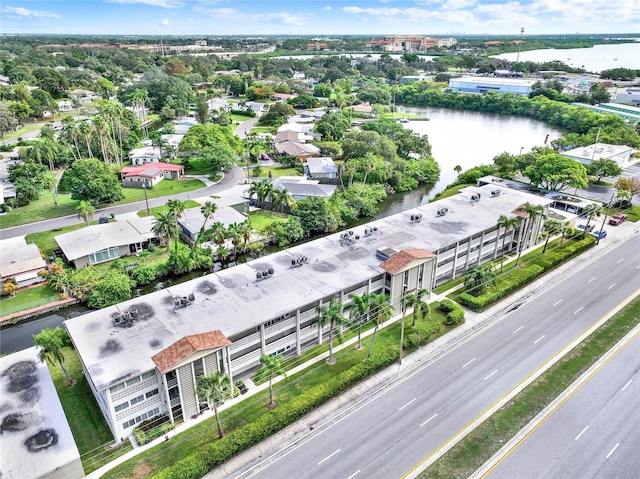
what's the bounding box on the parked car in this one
[576,224,594,233]
[608,213,628,226]
[590,230,607,240]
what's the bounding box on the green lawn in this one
[422,296,640,479]
[2,120,54,141]
[0,283,60,317]
[137,199,200,218]
[1,180,206,230]
[250,126,274,134]
[172,158,211,175]
[254,166,300,178]
[229,113,255,122]
[48,348,133,474]
[247,210,288,230]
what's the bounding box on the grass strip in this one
[420,295,640,479]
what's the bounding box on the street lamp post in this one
[399,289,408,365]
[516,27,525,64]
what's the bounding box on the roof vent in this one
[491,189,501,198]
[437,208,448,217]
[256,268,274,281]
[291,256,308,268]
[471,193,481,202]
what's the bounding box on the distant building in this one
[274,141,320,159]
[306,42,328,51]
[272,176,337,200]
[129,146,161,165]
[120,163,184,188]
[194,39,207,47]
[561,143,635,168]
[367,35,456,52]
[305,157,338,179]
[0,347,84,479]
[177,206,247,246]
[448,77,537,96]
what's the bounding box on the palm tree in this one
[260,181,276,210]
[515,202,545,266]
[195,201,217,248]
[405,288,429,327]
[247,181,266,207]
[27,139,58,172]
[496,215,520,272]
[196,372,232,439]
[542,219,563,254]
[616,189,633,209]
[210,222,227,248]
[227,222,244,254]
[239,219,253,252]
[77,120,94,158]
[367,293,393,359]
[559,220,571,245]
[167,199,187,220]
[215,245,229,262]
[271,188,293,213]
[454,165,462,175]
[76,200,96,226]
[343,160,357,188]
[582,203,603,232]
[150,130,167,161]
[33,327,73,384]
[348,292,371,350]
[313,299,346,364]
[464,264,497,295]
[254,354,287,408]
[152,210,179,249]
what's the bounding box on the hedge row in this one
[459,265,544,310]
[230,109,256,117]
[134,419,174,446]
[405,321,445,348]
[439,299,466,325]
[458,236,596,311]
[154,348,400,479]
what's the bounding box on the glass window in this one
[193,359,204,378]
[130,394,144,406]
[142,371,156,379]
[126,376,141,387]
[110,383,125,393]
[114,402,129,412]
[146,389,159,399]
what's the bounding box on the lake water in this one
[493,41,640,73]
[0,106,565,353]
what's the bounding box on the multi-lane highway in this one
[483,326,640,479]
[226,234,639,479]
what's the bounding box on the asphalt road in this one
[485,327,640,479]
[229,236,640,479]
[0,165,245,240]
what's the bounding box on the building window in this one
[146,388,159,399]
[130,394,144,406]
[193,358,204,378]
[89,246,121,265]
[114,401,129,412]
[126,376,141,387]
[142,371,156,380]
[110,383,125,393]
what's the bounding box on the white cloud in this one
[160,18,170,25]
[194,6,308,25]
[1,6,62,19]
[106,0,184,8]
[324,5,332,10]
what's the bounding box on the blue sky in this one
[2,0,639,36]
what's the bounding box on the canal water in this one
[0,107,564,354]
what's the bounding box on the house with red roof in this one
[120,163,185,188]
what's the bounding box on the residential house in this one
[55,222,150,269]
[274,141,320,159]
[120,163,185,188]
[305,157,338,179]
[306,42,328,51]
[0,237,47,288]
[0,347,84,479]
[57,100,73,112]
[66,183,553,442]
[177,205,247,246]
[272,176,337,200]
[271,93,296,102]
[274,129,314,144]
[129,146,161,165]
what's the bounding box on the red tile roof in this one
[379,249,434,275]
[151,331,231,373]
[121,163,184,178]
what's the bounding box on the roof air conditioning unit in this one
[491,189,501,198]
[437,208,448,217]
[471,194,480,202]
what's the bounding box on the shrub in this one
[439,299,458,313]
[230,109,256,117]
[146,242,155,252]
[133,415,174,445]
[445,308,465,325]
[132,265,160,286]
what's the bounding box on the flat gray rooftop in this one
[66,184,552,391]
[55,222,148,261]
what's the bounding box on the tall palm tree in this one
[464,264,497,295]
[367,293,393,359]
[405,288,429,327]
[582,203,603,232]
[167,199,187,220]
[210,222,227,249]
[348,292,371,350]
[247,181,265,207]
[150,130,167,161]
[542,219,563,254]
[496,215,520,272]
[195,201,217,248]
[152,210,179,249]
[28,139,58,172]
[313,299,346,364]
[515,202,545,266]
[92,115,110,163]
[227,222,244,254]
[33,327,73,384]
[254,354,287,408]
[215,245,229,262]
[77,120,94,158]
[196,372,232,439]
[76,200,96,226]
[271,188,293,213]
[239,219,253,252]
[261,181,276,210]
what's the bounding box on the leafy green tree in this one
[542,219,563,254]
[293,196,341,233]
[76,200,95,226]
[66,158,124,203]
[0,102,19,139]
[195,94,209,124]
[492,152,519,178]
[87,270,135,308]
[196,372,232,438]
[200,143,237,172]
[585,159,622,182]
[96,77,116,99]
[582,203,603,232]
[342,129,398,164]
[254,354,287,408]
[405,288,429,326]
[33,327,74,384]
[313,299,346,364]
[523,152,588,191]
[313,83,332,98]
[614,177,640,197]
[259,102,295,127]
[588,83,611,104]
[32,67,70,98]
[464,264,497,295]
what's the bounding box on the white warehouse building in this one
[448,76,537,96]
[65,183,556,441]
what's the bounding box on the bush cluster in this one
[154,349,399,479]
[133,415,174,446]
[533,235,595,271]
[229,108,256,117]
[439,299,466,325]
[404,321,444,348]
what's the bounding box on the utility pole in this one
[143,181,150,214]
